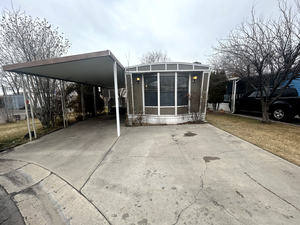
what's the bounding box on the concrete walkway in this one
[1,115,300,224]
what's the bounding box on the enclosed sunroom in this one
[125,62,211,124]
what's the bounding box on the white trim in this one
[145,106,188,108]
[124,72,130,118]
[142,74,145,114]
[188,73,191,114]
[130,73,134,116]
[175,72,177,115]
[113,61,120,137]
[127,114,197,125]
[157,72,160,115]
[129,69,211,74]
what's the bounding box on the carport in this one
[3,50,125,138]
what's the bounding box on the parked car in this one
[234,88,300,121]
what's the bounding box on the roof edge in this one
[3,50,125,71]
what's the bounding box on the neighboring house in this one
[224,76,300,113]
[2,94,25,109]
[125,62,211,124]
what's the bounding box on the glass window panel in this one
[177,76,188,105]
[160,76,175,106]
[145,76,157,106]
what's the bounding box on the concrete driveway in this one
[1,115,300,225]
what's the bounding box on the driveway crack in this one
[244,172,300,212]
[172,160,208,225]
[210,196,246,224]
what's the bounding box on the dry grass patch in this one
[0,119,55,150]
[206,113,300,167]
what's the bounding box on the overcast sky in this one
[1,0,297,66]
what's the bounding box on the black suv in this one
[234,88,300,121]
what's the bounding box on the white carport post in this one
[25,75,37,138]
[60,80,66,128]
[21,74,32,141]
[113,61,120,137]
[62,81,68,127]
[93,86,97,116]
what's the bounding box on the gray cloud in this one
[2,0,296,66]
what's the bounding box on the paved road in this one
[0,115,300,224]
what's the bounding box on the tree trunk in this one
[261,103,271,124]
[212,103,217,112]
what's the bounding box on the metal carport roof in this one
[2,50,125,137]
[2,50,125,88]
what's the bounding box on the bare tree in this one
[213,0,300,123]
[139,50,171,64]
[0,96,14,123]
[0,71,21,95]
[0,8,71,128]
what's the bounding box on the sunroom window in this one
[160,76,175,106]
[145,76,157,106]
[177,76,188,105]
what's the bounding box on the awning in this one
[2,50,125,88]
[2,50,124,137]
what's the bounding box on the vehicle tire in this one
[271,107,289,121]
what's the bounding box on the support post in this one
[25,75,37,138]
[93,86,97,117]
[60,81,66,128]
[80,84,85,120]
[124,71,130,118]
[157,72,160,116]
[130,74,134,117]
[113,61,120,137]
[188,73,191,114]
[203,72,211,121]
[175,72,177,115]
[62,81,68,127]
[21,74,32,141]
